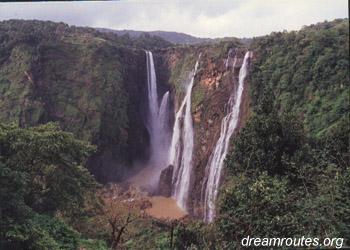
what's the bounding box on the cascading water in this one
[158,91,171,165]
[168,55,201,211]
[203,51,252,222]
[225,48,237,69]
[144,51,171,186]
[146,50,159,160]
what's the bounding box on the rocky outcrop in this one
[158,165,174,197]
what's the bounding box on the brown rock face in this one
[158,165,174,197]
[153,45,251,218]
[189,49,249,217]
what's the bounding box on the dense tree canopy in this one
[0,122,101,249]
[217,97,349,248]
[250,18,349,136]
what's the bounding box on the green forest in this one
[0,18,349,249]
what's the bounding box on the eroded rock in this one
[158,165,174,197]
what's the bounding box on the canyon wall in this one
[153,43,252,216]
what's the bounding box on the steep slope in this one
[0,20,157,182]
[249,18,349,136]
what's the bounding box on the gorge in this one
[0,18,348,249]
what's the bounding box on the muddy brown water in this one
[146,196,187,220]
[127,166,187,220]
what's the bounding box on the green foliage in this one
[216,103,349,247]
[78,239,108,250]
[227,110,305,177]
[0,20,172,53]
[250,18,349,135]
[132,33,173,49]
[0,122,103,249]
[192,84,206,110]
[319,117,350,167]
[5,214,80,250]
[218,173,296,249]
[173,221,218,249]
[168,50,198,98]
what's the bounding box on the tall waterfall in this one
[158,91,171,165]
[145,51,170,177]
[146,50,159,159]
[203,51,251,222]
[169,56,201,211]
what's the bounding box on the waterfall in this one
[146,50,159,161]
[158,91,171,165]
[145,51,170,181]
[203,51,252,222]
[225,48,237,70]
[159,91,170,132]
[169,55,201,211]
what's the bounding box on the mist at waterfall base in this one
[202,51,252,222]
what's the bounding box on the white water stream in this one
[203,51,252,222]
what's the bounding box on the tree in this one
[226,111,304,177]
[93,185,151,249]
[217,109,349,247]
[0,122,97,249]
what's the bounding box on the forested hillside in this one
[98,28,212,45]
[250,18,349,136]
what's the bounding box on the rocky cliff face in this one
[153,44,251,216]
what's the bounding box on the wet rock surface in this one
[158,165,174,197]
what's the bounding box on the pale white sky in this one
[0,0,348,38]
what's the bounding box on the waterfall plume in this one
[203,51,252,222]
[144,50,171,189]
[168,55,201,211]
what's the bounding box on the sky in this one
[0,0,348,38]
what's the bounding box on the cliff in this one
[0,20,161,182]
[153,43,251,216]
